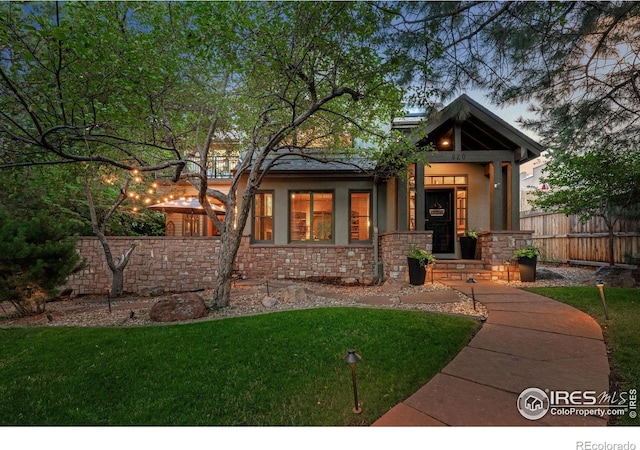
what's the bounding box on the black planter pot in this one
[407,257,426,285]
[460,236,477,259]
[517,256,537,282]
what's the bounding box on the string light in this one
[121,172,183,214]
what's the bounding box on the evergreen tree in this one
[0,208,84,316]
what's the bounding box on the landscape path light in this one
[596,280,610,320]
[467,277,477,311]
[342,349,362,414]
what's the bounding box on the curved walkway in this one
[373,280,610,426]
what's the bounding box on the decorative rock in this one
[284,286,307,302]
[536,268,565,281]
[138,285,164,297]
[262,296,278,308]
[381,278,408,292]
[149,293,208,322]
[592,266,637,288]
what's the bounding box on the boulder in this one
[592,266,638,288]
[262,296,279,308]
[284,285,307,302]
[150,293,208,322]
[536,268,565,281]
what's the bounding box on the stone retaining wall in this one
[66,237,223,295]
[66,235,378,295]
[65,230,528,294]
[236,237,376,281]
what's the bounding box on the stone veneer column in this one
[478,230,533,281]
[379,231,433,282]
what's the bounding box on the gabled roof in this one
[394,94,544,163]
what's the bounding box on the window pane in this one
[456,188,467,237]
[409,190,416,230]
[312,193,332,241]
[289,191,333,242]
[408,164,416,188]
[350,192,370,241]
[254,192,273,241]
[290,192,310,241]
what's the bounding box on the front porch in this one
[381,229,534,284]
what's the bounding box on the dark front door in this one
[425,189,454,254]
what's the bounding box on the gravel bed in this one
[0,264,596,328]
[498,263,598,288]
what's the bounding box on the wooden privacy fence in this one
[520,211,640,265]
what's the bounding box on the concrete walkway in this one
[373,281,610,426]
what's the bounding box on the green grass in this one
[526,286,640,425]
[0,307,480,426]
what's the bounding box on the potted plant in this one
[513,245,542,282]
[460,228,479,259]
[407,245,436,285]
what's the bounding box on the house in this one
[233,94,543,282]
[66,95,545,295]
[158,94,544,283]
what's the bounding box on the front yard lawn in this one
[526,286,640,426]
[0,307,480,426]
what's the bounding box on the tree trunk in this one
[94,232,136,296]
[84,180,136,295]
[111,267,125,297]
[209,228,243,309]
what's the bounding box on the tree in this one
[0,207,84,316]
[84,172,135,296]
[181,2,405,308]
[1,2,407,308]
[390,1,640,144]
[532,148,640,266]
[0,1,197,296]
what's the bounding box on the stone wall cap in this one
[478,230,533,236]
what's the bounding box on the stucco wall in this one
[239,176,374,246]
[424,162,491,233]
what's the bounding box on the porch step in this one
[430,259,493,282]
[433,259,486,271]
[432,269,494,281]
